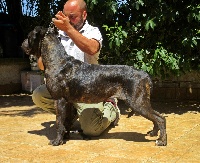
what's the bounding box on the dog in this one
[21,25,167,146]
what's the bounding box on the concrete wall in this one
[0,58,199,101]
[0,58,30,94]
[151,71,200,101]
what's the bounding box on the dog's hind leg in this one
[147,109,167,146]
[128,78,167,146]
[147,110,165,136]
[49,98,68,146]
[128,101,167,146]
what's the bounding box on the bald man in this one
[32,0,120,137]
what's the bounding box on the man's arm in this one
[52,11,100,56]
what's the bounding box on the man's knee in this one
[78,108,109,137]
[32,84,55,113]
[32,86,43,107]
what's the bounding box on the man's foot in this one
[106,98,121,126]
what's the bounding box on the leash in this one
[45,21,59,35]
[45,21,60,41]
[37,22,59,60]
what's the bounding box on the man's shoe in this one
[106,98,121,126]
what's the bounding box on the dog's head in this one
[22,23,59,58]
[21,26,47,58]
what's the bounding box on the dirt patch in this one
[0,94,199,162]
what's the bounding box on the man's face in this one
[63,2,87,31]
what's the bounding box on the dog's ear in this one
[21,26,48,57]
[32,26,47,39]
[29,26,47,45]
[24,26,47,57]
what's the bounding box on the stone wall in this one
[151,71,200,101]
[0,58,30,95]
[0,59,199,101]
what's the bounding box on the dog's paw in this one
[155,139,167,146]
[147,130,158,137]
[155,134,167,146]
[48,139,64,146]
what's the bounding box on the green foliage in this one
[17,0,200,78]
[19,0,62,36]
[91,0,200,78]
[103,22,127,52]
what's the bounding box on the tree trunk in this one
[5,0,22,23]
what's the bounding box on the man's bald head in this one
[65,0,87,12]
[63,0,87,31]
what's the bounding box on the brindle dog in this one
[21,25,167,146]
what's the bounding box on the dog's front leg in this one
[49,98,67,146]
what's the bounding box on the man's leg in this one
[33,85,120,136]
[74,99,120,137]
[32,84,55,114]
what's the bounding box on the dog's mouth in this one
[24,49,31,55]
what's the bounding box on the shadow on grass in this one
[28,121,57,141]
[118,100,200,115]
[0,93,34,108]
[27,100,199,144]
[0,93,46,117]
[0,107,45,117]
[0,94,199,118]
[28,120,152,144]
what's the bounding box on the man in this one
[32,0,120,137]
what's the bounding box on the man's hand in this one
[52,11,100,56]
[52,11,71,31]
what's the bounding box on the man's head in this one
[63,0,87,31]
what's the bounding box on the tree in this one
[1,0,199,77]
[85,0,200,78]
[5,0,21,23]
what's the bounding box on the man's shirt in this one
[58,21,103,65]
